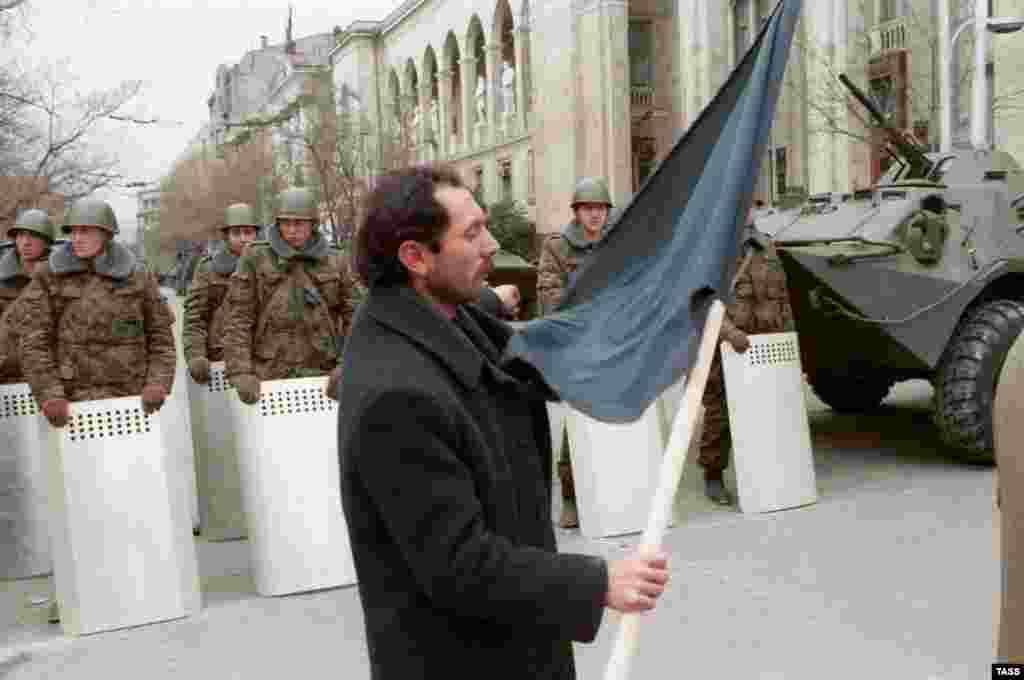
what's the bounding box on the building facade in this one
[136,187,161,234]
[301,0,1020,236]
[207,31,336,150]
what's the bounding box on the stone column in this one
[486,43,501,142]
[437,69,451,158]
[419,82,432,162]
[461,56,477,150]
[574,0,631,204]
[513,25,530,133]
[403,93,418,155]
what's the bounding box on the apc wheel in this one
[809,371,893,413]
[934,299,1024,463]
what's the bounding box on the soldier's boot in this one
[557,461,579,529]
[47,600,60,624]
[703,469,734,506]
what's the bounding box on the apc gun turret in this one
[838,73,933,180]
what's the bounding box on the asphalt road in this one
[0,379,1000,679]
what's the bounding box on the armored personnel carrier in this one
[766,74,1024,463]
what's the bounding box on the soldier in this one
[0,209,57,384]
[536,176,614,529]
[223,187,355,404]
[699,218,793,505]
[18,197,176,624]
[183,203,260,383]
[20,197,176,413]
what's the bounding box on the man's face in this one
[278,218,314,250]
[14,231,47,262]
[69,225,107,260]
[226,225,259,256]
[424,186,499,306]
[573,202,610,238]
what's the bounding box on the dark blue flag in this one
[504,0,803,423]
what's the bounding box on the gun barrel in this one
[838,74,887,126]
[838,73,932,179]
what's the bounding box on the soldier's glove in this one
[726,330,751,354]
[325,366,342,402]
[41,399,70,428]
[141,385,168,414]
[189,357,210,384]
[233,374,261,405]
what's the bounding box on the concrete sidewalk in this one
[1,381,999,679]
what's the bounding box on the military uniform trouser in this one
[557,429,575,501]
[698,352,731,475]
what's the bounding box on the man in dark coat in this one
[337,165,670,679]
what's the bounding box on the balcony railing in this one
[870,18,907,55]
[631,85,654,108]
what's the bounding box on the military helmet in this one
[570,177,613,209]
[8,208,56,243]
[223,202,259,231]
[62,198,119,235]
[275,187,317,221]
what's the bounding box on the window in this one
[628,22,654,87]
[498,158,513,201]
[869,76,896,121]
[775,147,787,197]
[733,0,751,62]
[879,0,903,22]
[632,137,657,192]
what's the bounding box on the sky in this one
[9,0,397,242]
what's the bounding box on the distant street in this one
[0,379,999,680]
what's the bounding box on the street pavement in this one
[0,379,999,679]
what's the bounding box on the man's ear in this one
[397,240,432,279]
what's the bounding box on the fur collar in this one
[269,224,329,261]
[210,247,239,275]
[50,240,137,279]
[0,247,24,281]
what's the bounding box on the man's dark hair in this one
[355,164,466,287]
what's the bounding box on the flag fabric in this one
[504,0,803,423]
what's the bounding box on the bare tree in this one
[225,70,401,247]
[157,129,280,253]
[0,62,142,226]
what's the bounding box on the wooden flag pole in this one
[603,299,726,680]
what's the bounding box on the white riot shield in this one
[230,376,356,596]
[160,287,198,529]
[187,362,247,541]
[546,402,568,476]
[0,383,51,579]
[721,332,817,514]
[44,396,201,635]
[566,403,669,539]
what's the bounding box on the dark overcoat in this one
[337,284,608,680]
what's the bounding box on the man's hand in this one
[325,366,342,402]
[188,357,210,384]
[492,284,521,319]
[141,385,168,414]
[41,399,70,428]
[605,548,670,613]
[232,374,261,405]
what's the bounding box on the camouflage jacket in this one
[223,230,356,381]
[536,219,606,313]
[183,249,238,363]
[0,247,34,384]
[19,241,177,403]
[727,231,794,335]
